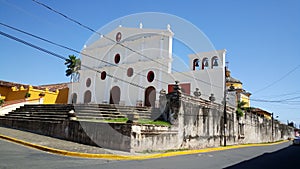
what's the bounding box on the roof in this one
[0,80,31,88]
[86,26,173,50]
[39,83,69,91]
[226,76,242,84]
[251,108,272,116]
[0,80,69,92]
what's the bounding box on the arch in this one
[211,56,219,68]
[192,58,200,70]
[84,90,91,103]
[144,86,156,107]
[71,93,77,104]
[109,86,121,104]
[202,57,209,70]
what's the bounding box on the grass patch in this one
[104,118,128,123]
[137,119,171,127]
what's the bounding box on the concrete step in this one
[0,116,67,121]
[0,117,62,123]
[74,109,121,114]
[76,116,126,121]
[75,111,122,116]
[6,114,69,118]
[9,111,69,115]
[75,113,126,118]
[14,108,71,112]
[15,104,74,111]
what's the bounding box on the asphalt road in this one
[0,139,298,169]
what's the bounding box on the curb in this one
[0,134,289,160]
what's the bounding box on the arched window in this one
[202,58,209,70]
[71,93,77,104]
[147,71,155,82]
[114,53,120,64]
[127,67,133,77]
[193,59,200,70]
[101,71,106,80]
[211,56,219,69]
[84,90,91,103]
[86,78,91,87]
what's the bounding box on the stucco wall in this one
[129,94,294,152]
[0,119,132,152]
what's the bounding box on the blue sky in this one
[0,0,299,125]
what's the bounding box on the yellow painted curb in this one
[0,134,289,160]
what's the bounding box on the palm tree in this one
[65,55,81,82]
[236,101,247,118]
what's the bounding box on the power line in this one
[0,30,66,61]
[253,64,300,94]
[0,22,170,86]
[0,22,218,99]
[257,91,300,99]
[251,96,300,103]
[31,0,224,90]
[0,30,146,90]
[4,29,296,116]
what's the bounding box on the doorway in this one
[109,86,121,104]
[144,86,156,107]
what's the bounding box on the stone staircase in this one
[0,104,155,124]
[74,104,153,122]
[0,104,74,123]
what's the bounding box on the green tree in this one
[236,101,247,118]
[65,55,81,82]
[0,98,4,107]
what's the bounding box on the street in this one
[0,139,298,169]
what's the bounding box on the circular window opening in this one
[127,67,133,77]
[114,53,120,64]
[116,32,122,42]
[147,71,155,82]
[86,78,91,87]
[101,71,106,80]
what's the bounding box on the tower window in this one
[193,59,200,70]
[212,56,219,68]
[202,58,209,69]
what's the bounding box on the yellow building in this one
[0,80,69,106]
[225,68,251,108]
[251,108,272,120]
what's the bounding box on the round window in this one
[114,53,120,64]
[127,67,133,77]
[101,71,106,80]
[147,71,155,82]
[116,32,122,42]
[86,78,91,87]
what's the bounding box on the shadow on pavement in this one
[224,145,300,169]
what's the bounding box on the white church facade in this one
[68,25,226,107]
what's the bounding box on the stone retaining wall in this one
[0,92,294,152]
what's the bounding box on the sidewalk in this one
[0,126,290,160]
[0,126,124,155]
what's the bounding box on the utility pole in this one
[271,113,274,142]
[223,66,227,146]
